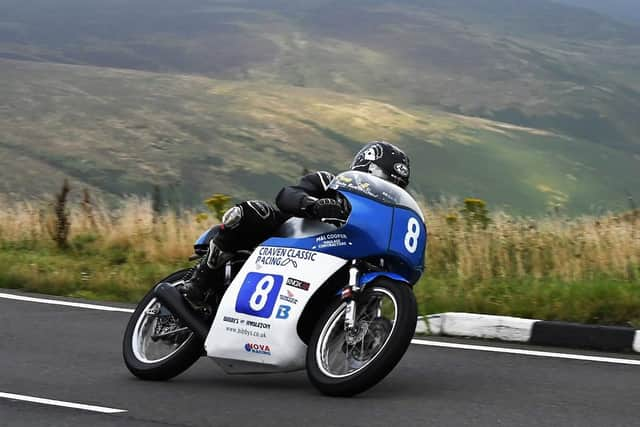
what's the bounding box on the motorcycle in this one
[123,170,427,396]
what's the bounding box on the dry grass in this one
[1,195,638,283]
[1,195,639,324]
[0,195,202,262]
[424,207,640,284]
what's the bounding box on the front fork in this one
[342,260,361,331]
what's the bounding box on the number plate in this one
[235,272,283,318]
[390,208,426,267]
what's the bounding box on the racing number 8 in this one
[236,272,283,318]
[404,217,420,254]
[249,275,275,311]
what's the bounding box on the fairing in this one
[205,246,347,373]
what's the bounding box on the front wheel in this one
[306,278,417,396]
[123,269,205,381]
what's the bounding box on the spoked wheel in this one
[306,278,417,396]
[131,298,194,364]
[123,270,207,381]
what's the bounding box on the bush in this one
[47,179,71,249]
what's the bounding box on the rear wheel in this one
[123,270,206,381]
[306,278,417,396]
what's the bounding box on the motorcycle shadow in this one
[152,361,434,399]
[171,366,313,393]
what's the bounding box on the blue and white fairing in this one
[203,171,427,373]
[264,171,427,284]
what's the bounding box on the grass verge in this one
[1,244,638,328]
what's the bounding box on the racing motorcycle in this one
[123,170,427,396]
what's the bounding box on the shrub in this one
[461,198,490,229]
[47,179,71,249]
[204,194,232,221]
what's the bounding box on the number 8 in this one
[404,217,420,254]
[249,275,275,311]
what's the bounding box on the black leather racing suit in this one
[212,171,337,252]
[181,171,338,303]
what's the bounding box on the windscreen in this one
[329,171,424,220]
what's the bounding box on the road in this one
[1,289,639,427]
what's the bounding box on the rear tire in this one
[123,270,205,381]
[306,278,417,396]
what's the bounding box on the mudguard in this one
[359,272,410,287]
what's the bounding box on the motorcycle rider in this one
[182,140,411,309]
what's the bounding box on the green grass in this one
[2,243,638,328]
[0,243,188,303]
[414,275,640,328]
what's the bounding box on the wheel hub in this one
[345,322,369,345]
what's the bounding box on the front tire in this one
[306,278,417,396]
[123,270,205,381]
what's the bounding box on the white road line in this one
[411,339,640,366]
[0,392,127,414]
[0,292,134,313]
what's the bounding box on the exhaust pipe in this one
[154,283,210,341]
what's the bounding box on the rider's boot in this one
[182,239,235,310]
[181,206,244,310]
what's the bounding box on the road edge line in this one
[0,292,134,313]
[410,338,640,365]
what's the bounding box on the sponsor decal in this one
[316,233,348,242]
[394,162,409,177]
[279,289,298,305]
[286,277,310,291]
[276,305,291,319]
[245,320,271,330]
[224,326,266,338]
[223,316,239,324]
[244,343,271,355]
[358,182,371,191]
[314,233,352,249]
[381,191,400,203]
[338,179,378,198]
[255,247,318,269]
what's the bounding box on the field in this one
[2,59,640,215]
[3,0,640,148]
[1,194,638,326]
[2,0,640,214]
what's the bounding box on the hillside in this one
[1,0,640,152]
[553,0,640,24]
[2,59,639,213]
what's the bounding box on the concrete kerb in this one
[416,312,640,354]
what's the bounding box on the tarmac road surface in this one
[1,290,639,427]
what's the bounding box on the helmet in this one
[350,141,410,188]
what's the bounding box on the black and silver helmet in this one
[350,141,410,188]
